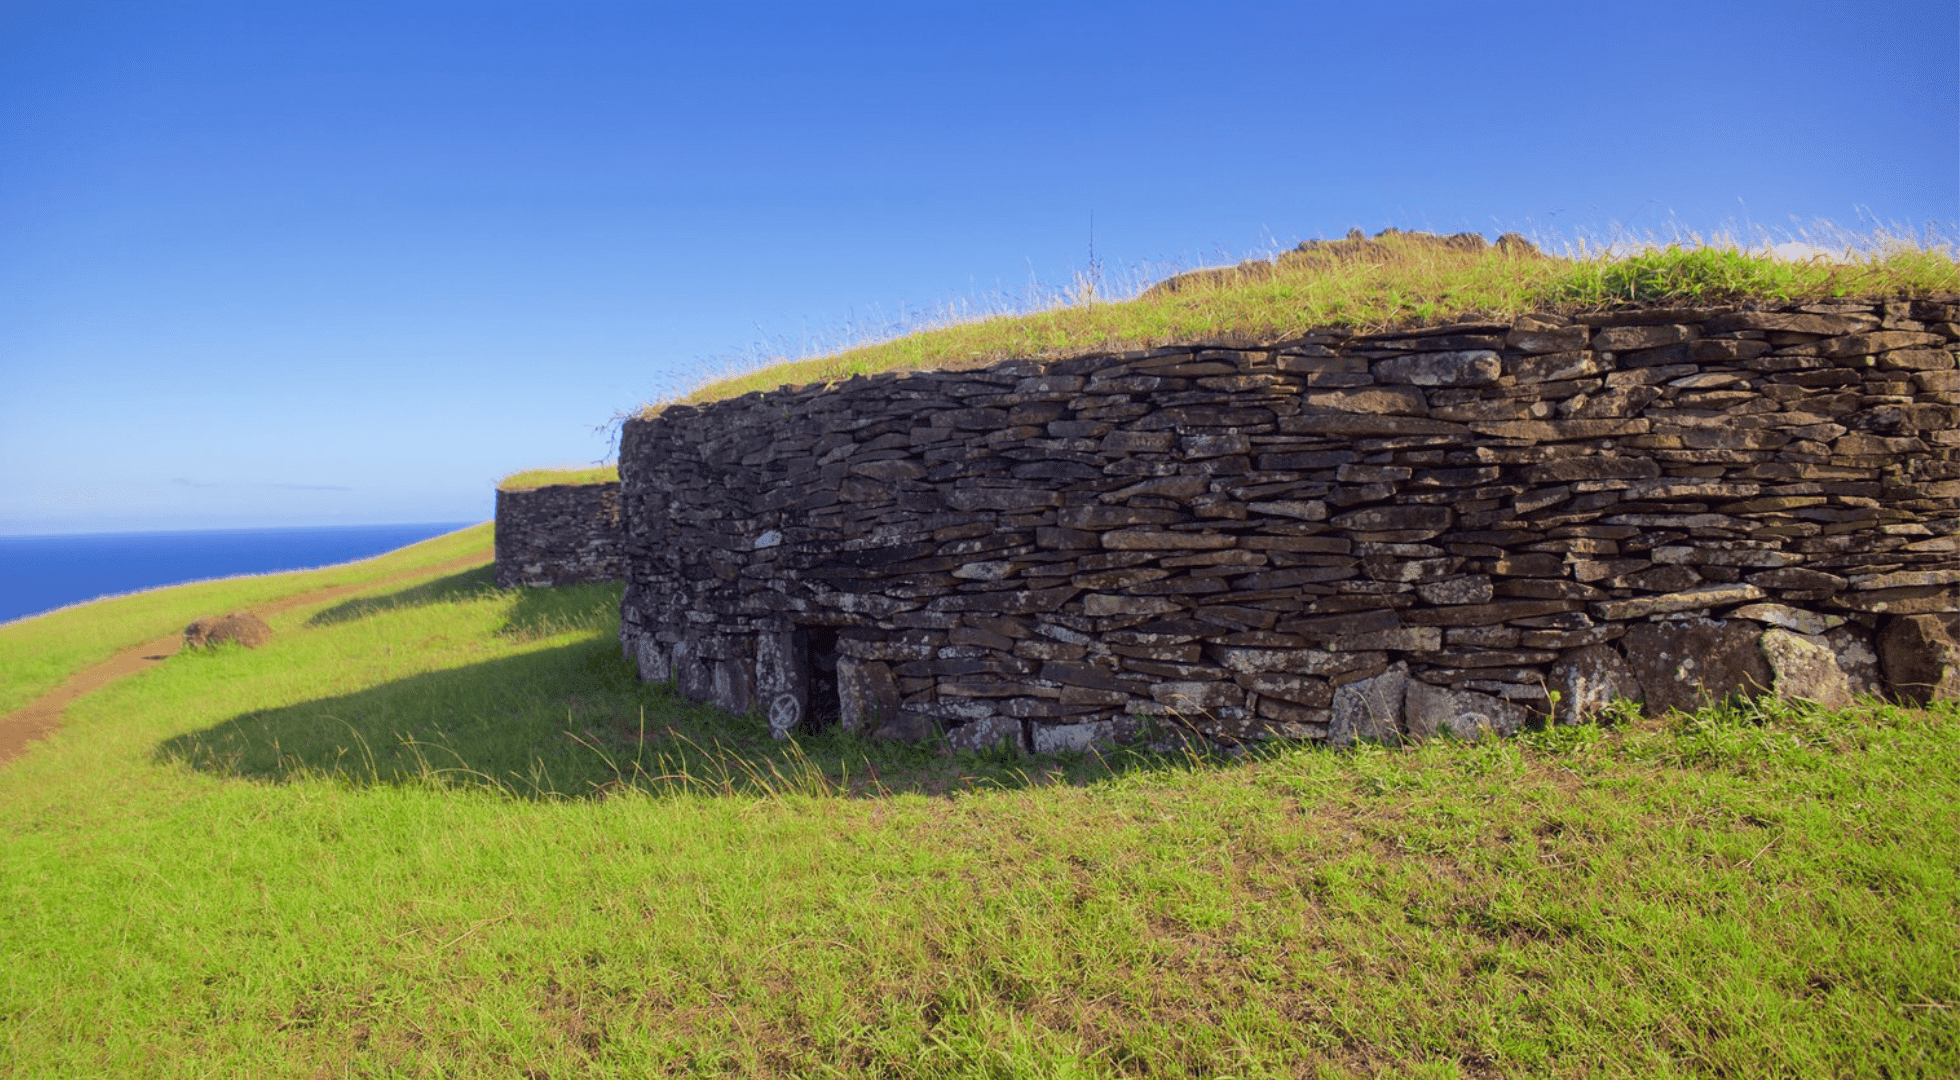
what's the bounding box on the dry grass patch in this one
[651,224,1959,414]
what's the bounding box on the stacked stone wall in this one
[494,483,626,588]
[618,296,1960,752]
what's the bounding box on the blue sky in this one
[2,0,1953,534]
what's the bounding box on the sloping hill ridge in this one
[658,227,1959,410]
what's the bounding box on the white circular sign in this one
[768,693,801,732]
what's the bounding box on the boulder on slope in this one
[183,612,274,650]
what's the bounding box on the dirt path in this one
[0,550,494,768]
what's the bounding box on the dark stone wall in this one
[617,296,1960,752]
[494,483,625,588]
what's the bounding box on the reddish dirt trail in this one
[0,550,494,768]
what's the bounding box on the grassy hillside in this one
[655,227,1959,411]
[0,523,492,717]
[0,530,1954,1078]
[4,230,1958,1077]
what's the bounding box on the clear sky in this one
[2,0,1954,534]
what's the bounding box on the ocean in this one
[0,523,478,626]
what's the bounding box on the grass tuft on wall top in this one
[641,223,1960,417]
[496,465,619,492]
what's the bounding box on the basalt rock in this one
[1328,663,1409,747]
[1758,628,1856,709]
[1877,614,1960,705]
[1404,681,1529,741]
[615,293,1960,752]
[184,612,273,650]
[1622,620,1773,715]
[495,481,624,588]
[1546,643,1643,723]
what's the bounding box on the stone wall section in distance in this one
[495,482,626,588]
[617,297,1960,753]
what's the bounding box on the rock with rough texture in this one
[1032,720,1113,754]
[1150,680,1245,711]
[672,638,712,703]
[1404,681,1528,741]
[836,657,901,732]
[873,711,940,744]
[183,612,273,650]
[1730,603,1842,637]
[1329,663,1408,747]
[1622,620,1772,716]
[944,715,1024,754]
[1594,583,1765,621]
[1824,625,1884,699]
[633,635,670,684]
[1545,643,1643,723]
[711,658,753,716]
[1374,350,1503,387]
[1877,615,1960,705]
[753,631,806,739]
[1757,629,1855,709]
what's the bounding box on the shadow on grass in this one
[154,630,1248,801]
[304,567,498,626]
[306,569,624,640]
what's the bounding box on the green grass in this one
[498,465,620,491]
[2,542,1955,1078]
[1546,242,1960,308]
[0,522,492,717]
[7,225,1958,1076]
[656,227,1959,412]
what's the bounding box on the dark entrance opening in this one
[799,625,840,735]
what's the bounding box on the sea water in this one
[0,523,477,625]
